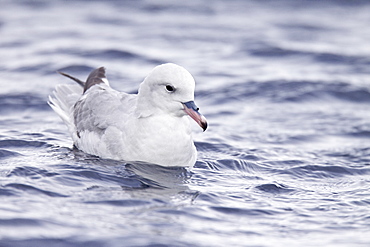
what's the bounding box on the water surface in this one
[1,0,370,246]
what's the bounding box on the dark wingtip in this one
[84,67,107,93]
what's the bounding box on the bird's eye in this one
[165,85,175,92]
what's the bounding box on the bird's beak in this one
[183,101,208,131]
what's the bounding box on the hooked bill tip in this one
[201,121,208,132]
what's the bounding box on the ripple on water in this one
[1,0,370,246]
[211,158,264,175]
[0,139,50,148]
[0,188,17,197]
[60,48,139,60]
[254,183,294,194]
[0,94,50,113]
[3,183,68,198]
[85,199,152,207]
[6,166,59,179]
[0,218,41,227]
[0,238,105,247]
[248,42,370,67]
[0,149,20,159]
[56,64,96,75]
[325,147,370,166]
[210,206,281,217]
[201,79,370,104]
[281,164,370,180]
[55,48,165,66]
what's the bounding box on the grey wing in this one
[73,85,134,139]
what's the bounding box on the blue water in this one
[1,0,370,246]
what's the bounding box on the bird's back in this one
[48,83,83,138]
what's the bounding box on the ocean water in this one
[1,0,370,246]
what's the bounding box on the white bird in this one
[48,63,207,167]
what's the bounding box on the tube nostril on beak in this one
[183,101,207,131]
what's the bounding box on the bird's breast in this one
[123,115,196,167]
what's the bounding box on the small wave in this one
[0,218,41,227]
[3,183,68,198]
[57,64,96,75]
[0,238,104,247]
[195,141,236,157]
[0,94,50,113]
[141,1,215,14]
[0,188,17,197]
[81,49,139,60]
[210,206,280,216]
[282,164,370,179]
[264,159,306,167]
[57,48,165,65]
[6,166,59,179]
[254,183,294,194]
[202,79,370,104]
[278,22,329,32]
[325,147,370,165]
[247,42,370,68]
[0,149,20,159]
[211,158,261,174]
[329,85,370,103]
[196,141,262,162]
[350,199,370,207]
[249,46,299,58]
[0,139,50,148]
[0,40,29,49]
[12,62,55,75]
[313,52,370,66]
[87,15,131,26]
[85,199,151,207]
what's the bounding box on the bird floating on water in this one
[48,63,207,167]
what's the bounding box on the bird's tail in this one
[48,80,83,134]
[48,67,108,134]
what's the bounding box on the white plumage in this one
[48,63,207,167]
